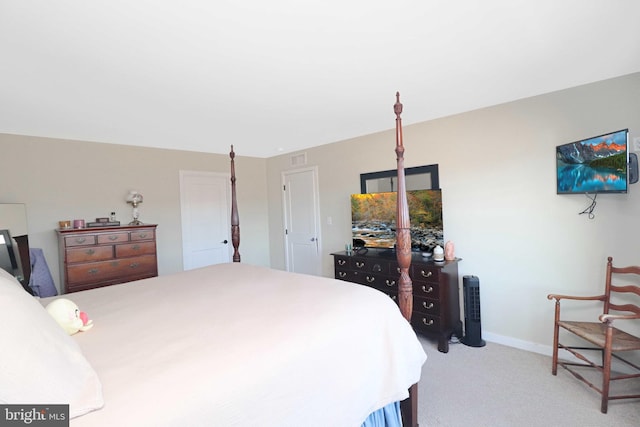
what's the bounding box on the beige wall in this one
[0,136,271,292]
[266,72,640,354]
[2,72,639,355]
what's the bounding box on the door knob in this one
[222,239,228,244]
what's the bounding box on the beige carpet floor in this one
[416,336,640,427]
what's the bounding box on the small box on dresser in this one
[332,248,462,353]
[57,224,158,293]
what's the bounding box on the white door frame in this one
[282,166,322,275]
[179,170,231,270]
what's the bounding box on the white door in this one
[180,171,231,270]
[282,167,322,275]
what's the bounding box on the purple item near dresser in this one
[28,248,57,297]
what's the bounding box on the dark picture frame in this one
[360,164,440,194]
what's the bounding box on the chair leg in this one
[601,326,613,414]
[552,301,560,375]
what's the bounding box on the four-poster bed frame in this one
[228,92,420,426]
[1,94,425,427]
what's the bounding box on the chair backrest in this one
[604,256,640,316]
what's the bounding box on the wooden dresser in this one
[57,224,158,293]
[332,248,461,353]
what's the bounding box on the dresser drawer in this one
[414,281,440,298]
[361,273,398,292]
[66,245,114,263]
[411,312,441,334]
[66,255,156,285]
[340,269,370,284]
[113,254,157,279]
[350,257,371,271]
[412,265,441,282]
[67,259,125,285]
[335,269,355,281]
[334,256,349,269]
[414,295,441,316]
[64,235,97,247]
[115,241,156,258]
[131,230,155,241]
[97,232,129,244]
[350,257,388,273]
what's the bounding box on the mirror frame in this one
[360,164,439,193]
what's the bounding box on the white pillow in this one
[0,274,104,418]
[0,267,22,289]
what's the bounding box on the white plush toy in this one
[46,298,94,335]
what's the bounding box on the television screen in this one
[556,129,629,194]
[351,189,443,251]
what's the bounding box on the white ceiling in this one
[1,1,640,158]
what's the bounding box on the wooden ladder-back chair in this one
[547,256,640,413]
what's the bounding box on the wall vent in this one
[290,152,307,167]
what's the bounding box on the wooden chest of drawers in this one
[57,224,158,293]
[332,248,461,353]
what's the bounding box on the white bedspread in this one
[51,263,426,427]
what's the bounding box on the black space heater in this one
[461,275,486,347]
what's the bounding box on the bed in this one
[0,94,425,426]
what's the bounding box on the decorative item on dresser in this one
[332,248,462,353]
[56,224,157,293]
[125,190,144,225]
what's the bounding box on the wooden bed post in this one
[395,93,419,427]
[394,92,413,322]
[230,145,241,262]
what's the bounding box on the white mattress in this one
[47,263,426,427]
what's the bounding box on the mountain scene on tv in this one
[351,189,443,251]
[556,130,627,193]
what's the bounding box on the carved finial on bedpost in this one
[230,145,241,262]
[394,91,403,119]
[394,93,412,323]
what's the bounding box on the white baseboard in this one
[482,331,554,357]
[482,331,600,365]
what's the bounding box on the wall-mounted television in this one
[556,129,629,194]
[351,189,443,251]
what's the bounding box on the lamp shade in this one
[126,191,143,204]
